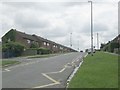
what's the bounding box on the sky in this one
[0,0,119,51]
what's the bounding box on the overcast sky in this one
[0,0,119,51]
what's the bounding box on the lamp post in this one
[88,1,93,56]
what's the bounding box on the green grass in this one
[68,51,118,88]
[0,60,20,67]
[27,54,59,58]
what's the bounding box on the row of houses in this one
[100,34,120,54]
[2,29,77,54]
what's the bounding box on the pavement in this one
[2,52,86,89]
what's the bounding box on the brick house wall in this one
[2,29,77,53]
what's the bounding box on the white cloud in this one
[0,1,118,51]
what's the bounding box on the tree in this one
[30,43,39,48]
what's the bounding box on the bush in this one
[26,47,52,55]
[2,42,25,57]
[30,43,39,48]
[37,48,52,54]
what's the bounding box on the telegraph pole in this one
[78,40,79,52]
[70,33,72,48]
[88,1,93,56]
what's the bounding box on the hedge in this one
[27,47,52,55]
[2,42,25,57]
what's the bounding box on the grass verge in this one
[0,60,20,67]
[68,51,118,88]
[27,54,59,58]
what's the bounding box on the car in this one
[80,50,83,52]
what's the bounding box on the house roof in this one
[16,30,38,41]
[11,29,76,51]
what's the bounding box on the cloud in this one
[1,1,118,51]
[14,13,49,29]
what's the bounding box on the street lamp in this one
[88,1,93,56]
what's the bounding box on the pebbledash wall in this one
[2,29,77,56]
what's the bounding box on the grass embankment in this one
[68,51,118,88]
[0,60,20,67]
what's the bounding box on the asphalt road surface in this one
[2,52,86,88]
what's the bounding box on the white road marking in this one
[34,82,59,88]
[4,69,10,72]
[2,61,41,72]
[84,53,88,57]
[42,73,60,84]
[59,68,66,73]
[33,73,60,88]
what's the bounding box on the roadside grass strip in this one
[68,51,118,88]
[27,54,59,58]
[0,60,20,68]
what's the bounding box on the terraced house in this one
[100,34,120,54]
[2,29,76,56]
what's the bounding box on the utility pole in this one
[78,40,79,52]
[97,33,99,49]
[88,1,93,56]
[70,33,72,48]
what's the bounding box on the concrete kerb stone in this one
[66,53,88,88]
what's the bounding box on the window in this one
[60,47,63,50]
[47,43,49,46]
[56,45,58,48]
[44,42,46,45]
[27,40,30,44]
[53,45,56,47]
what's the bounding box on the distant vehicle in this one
[88,48,95,54]
[80,50,83,52]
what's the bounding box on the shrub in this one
[2,42,25,57]
[30,43,39,48]
[26,47,52,55]
[37,48,51,54]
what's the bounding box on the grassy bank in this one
[68,51,118,88]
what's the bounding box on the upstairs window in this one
[60,47,63,50]
[47,43,50,46]
[44,42,46,45]
[53,45,56,47]
[56,45,58,48]
[27,40,30,44]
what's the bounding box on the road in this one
[2,52,86,89]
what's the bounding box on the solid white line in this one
[84,53,88,57]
